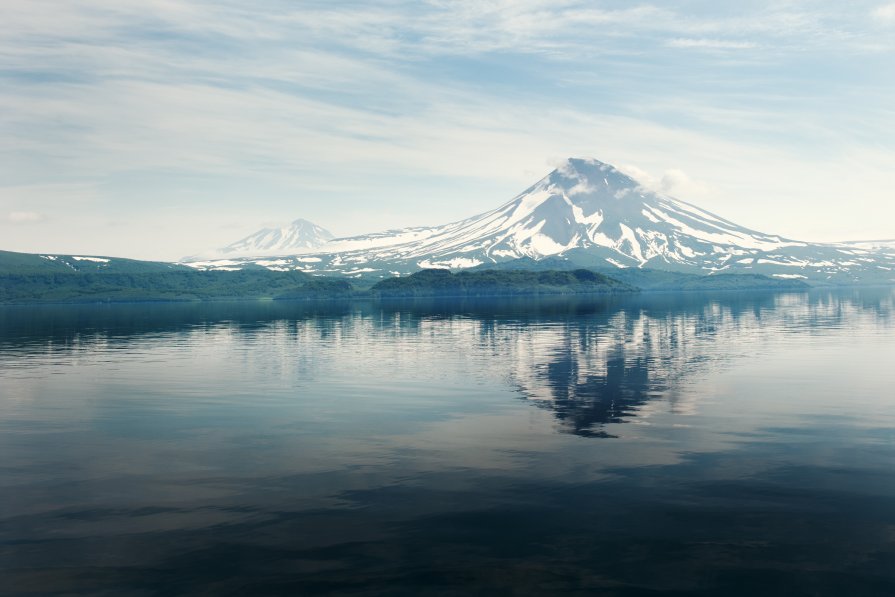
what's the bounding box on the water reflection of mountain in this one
[497,289,895,436]
[1,290,892,437]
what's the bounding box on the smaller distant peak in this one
[286,218,334,237]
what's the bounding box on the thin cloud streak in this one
[6,211,45,224]
[873,3,895,20]
[667,38,757,50]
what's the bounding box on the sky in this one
[1,0,894,261]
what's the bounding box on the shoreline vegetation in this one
[1,248,812,304]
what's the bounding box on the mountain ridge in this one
[182,157,895,285]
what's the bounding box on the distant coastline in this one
[0,249,814,304]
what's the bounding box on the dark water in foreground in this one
[1,290,894,596]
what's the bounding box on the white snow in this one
[651,207,785,251]
[72,256,110,263]
[837,239,895,251]
[528,233,569,255]
[491,249,519,258]
[571,204,603,226]
[184,260,242,269]
[590,231,616,248]
[508,189,554,225]
[663,197,731,227]
[676,242,697,258]
[618,224,645,263]
[417,258,483,269]
[641,209,660,224]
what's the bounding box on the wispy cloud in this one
[616,165,713,200]
[6,211,45,224]
[873,3,895,20]
[667,38,757,50]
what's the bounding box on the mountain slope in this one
[183,158,895,284]
[0,250,191,275]
[190,219,334,261]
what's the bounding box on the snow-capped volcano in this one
[184,158,895,284]
[192,218,334,260]
[314,157,802,268]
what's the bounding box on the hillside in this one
[471,257,811,291]
[0,269,351,303]
[371,268,635,298]
[0,250,191,275]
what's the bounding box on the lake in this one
[2,289,894,596]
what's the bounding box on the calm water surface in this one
[1,290,894,595]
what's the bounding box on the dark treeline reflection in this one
[4,289,892,346]
[2,289,892,439]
